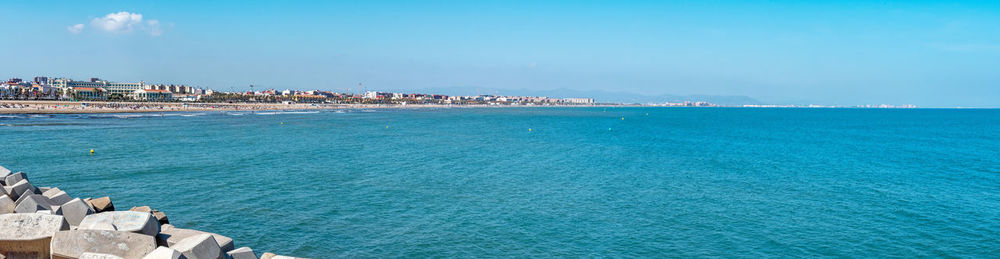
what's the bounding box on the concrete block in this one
[83,222,117,231]
[47,192,72,206]
[0,214,70,258]
[142,246,184,259]
[79,252,125,259]
[49,230,157,259]
[43,189,72,206]
[79,211,160,236]
[130,206,170,225]
[82,198,97,212]
[88,197,115,213]
[259,253,275,259]
[57,198,95,227]
[0,165,10,179]
[13,195,52,214]
[0,196,13,214]
[15,193,50,208]
[227,247,257,259]
[152,211,169,225]
[170,233,220,259]
[35,210,52,215]
[37,187,51,193]
[2,172,26,187]
[8,179,38,201]
[158,224,234,254]
[41,187,60,195]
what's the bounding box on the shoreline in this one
[0,100,619,114]
[2,100,972,115]
[0,100,335,114]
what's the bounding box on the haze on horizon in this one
[1,1,998,107]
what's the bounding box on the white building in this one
[129,89,173,101]
[563,98,594,104]
[50,78,144,96]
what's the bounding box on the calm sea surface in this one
[1,108,998,257]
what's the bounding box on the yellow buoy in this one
[386,125,389,129]
[528,128,532,132]
[90,149,94,154]
[621,117,624,120]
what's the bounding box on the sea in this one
[1,107,998,258]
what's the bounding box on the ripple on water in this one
[1,108,998,257]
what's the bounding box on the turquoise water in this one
[1,108,998,257]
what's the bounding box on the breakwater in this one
[0,166,305,259]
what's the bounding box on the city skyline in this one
[1,75,602,106]
[1,1,999,107]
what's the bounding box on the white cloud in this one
[80,11,166,36]
[147,19,162,36]
[90,11,144,33]
[67,24,85,34]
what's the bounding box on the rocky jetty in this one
[0,166,307,259]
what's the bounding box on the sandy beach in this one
[0,100,611,114]
[0,100,346,114]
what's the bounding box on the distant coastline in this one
[0,100,330,114]
[0,100,947,115]
[0,100,623,114]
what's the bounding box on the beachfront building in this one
[72,87,107,100]
[172,93,200,102]
[563,98,595,104]
[47,77,209,101]
[30,83,60,99]
[130,89,173,101]
[293,94,326,103]
[147,84,203,95]
[50,78,145,96]
[0,83,20,99]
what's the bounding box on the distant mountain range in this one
[382,87,764,106]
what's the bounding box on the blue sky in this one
[1,1,999,106]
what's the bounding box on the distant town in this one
[1,76,921,108]
[0,76,597,106]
